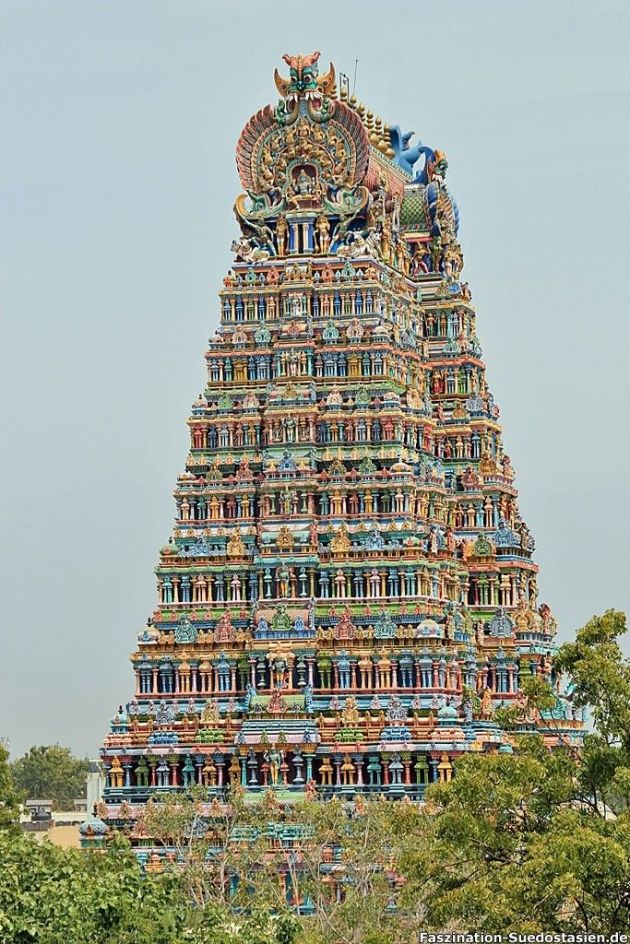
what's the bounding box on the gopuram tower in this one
[99,53,582,828]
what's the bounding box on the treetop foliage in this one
[11,744,90,811]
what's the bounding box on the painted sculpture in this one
[98,53,583,849]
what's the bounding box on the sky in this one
[1,0,629,759]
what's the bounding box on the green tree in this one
[556,609,630,749]
[11,745,90,811]
[556,609,630,816]
[144,786,292,912]
[0,828,298,944]
[0,740,24,834]
[143,786,302,938]
[398,610,630,935]
[143,786,426,944]
[289,795,428,944]
[0,831,185,944]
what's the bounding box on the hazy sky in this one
[2,1,629,759]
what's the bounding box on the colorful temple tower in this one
[100,53,582,824]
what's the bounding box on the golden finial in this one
[367,110,378,145]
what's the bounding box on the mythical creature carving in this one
[274,52,335,100]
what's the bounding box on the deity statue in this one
[316,213,331,253]
[277,564,291,598]
[265,746,284,787]
[341,696,360,726]
[202,758,217,787]
[276,213,288,255]
[319,755,333,786]
[228,755,241,786]
[337,229,380,259]
[480,687,493,720]
[109,756,124,789]
[429,232,442,272]
[201,700,220,725]
[294,167,314,196]
[340,755,355,785]
[230,237,270,264]
[272,654,288,689]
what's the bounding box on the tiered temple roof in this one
[99,52,582,846]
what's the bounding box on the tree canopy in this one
[403,610,630,935]
[0,828,299,944]
[11,745,90,811]
[0,741,24,834]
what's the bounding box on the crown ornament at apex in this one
[95,53,582,851]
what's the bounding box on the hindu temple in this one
[97,52,583,840]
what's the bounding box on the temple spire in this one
[98,53,581,851]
